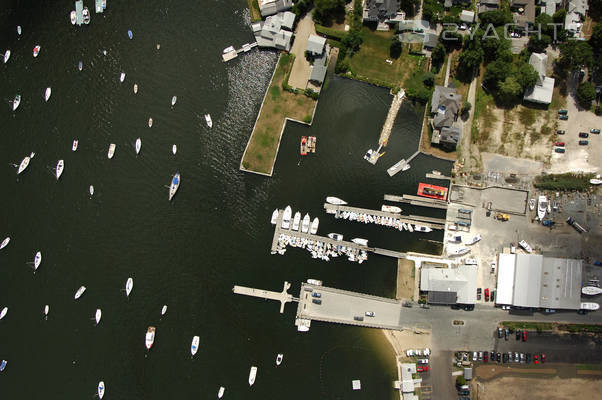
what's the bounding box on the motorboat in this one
[0,307,7,320]
[248,366,257,386]
[148,118,153,127]
[218,387,225,398]
[205,114,213,128]
[34,251,42,272]
[223,45,235,53]
[12,94,21,111]
[72,140,78,151]
[134,84,138,93]
[352,238,368,246]
[172,145,177,155]
[171,96,177,106]
[95,308,102,325]
[465,234,481,245]
[82,7,90,24]
[580,302,600,311]
[44,305,49,318]
[125,277,133,297]
[328,233,343,241]
[518,240,533,253]
[70,11,76,24]
[448,247,470,256]
[98,381,105,399]
[326,196,347,205]
[408,224,414,232]
[128,30,133,39]
[0,237,10,250]
[0,360,6,372]
[537,195,547,220]
[414,225,432,233]
[310,217,319,234]
[301,213,310,233]
[590,178,602,185]
[119,72,125,82]
[169,173,180,201]
[44,87,51,102]
[281,206,292,229]
[135,138,141,154]
[270,209,279,224]
[191,336,200,356]
[78,61,83,71]
[145,326,156,349]
[89,185,94,196]
[529,198,536,211]
[17,155,30,174]
[276,353,283,366]
[17,25,21,35]
[464,258,478,265]
[108,143,116,159]
[56,160,64,180]
[581,286,602,296]
[307,279,322,286]
[74,286,86,299]
[292,212,301,231]
[3,50,10,63]
[381,205,402,213]
[161,305,167,315]
[33,45,40,57]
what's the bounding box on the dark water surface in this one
[0,1,450,398]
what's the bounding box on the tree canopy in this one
[312,0,345,26]
[576,82,596,109]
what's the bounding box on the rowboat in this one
[98,381,105,399]
[3,50,10,63]
[145,326,156,349]
[148,118,153,127]
[119,72,125,82]
[135,138,141,154]
[0,237,10,250]
[56,160,64,180]
[326,196,347,205]
[171,96,177,106]
[17,155,30,174]
[125,277,133,297]
[169,173,180,201]
[95,309,102,325]
[191,335,200,356]
[276,353,283,366]
[0,307,7,320]
[310,217,319,234]
[44,87,51,102]
[33,45,40,57]
[218,387,225,398]
[270,209,279,224]
[74,286,86,300]
[12,94,21,111]
[34,251,42,272]
[108,143,116,159]
[248,366,257,386]
[172,144,177,155]
[72,140,78,151]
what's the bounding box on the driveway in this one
[288,12,316,90]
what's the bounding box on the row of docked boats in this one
[273,232,369,263]
[271,206,319,234]
[332,209,432,233]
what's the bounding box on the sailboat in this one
[218,387,225,398]
[270,209,279,225]
[172,144,177,155]
[17,155,30,174]
[0,237,10,250]
[148,118,153,127]
[310,217,319,234]
[205,114,213,128]
[3,50,10,63]
[326,196,347,205]
[0,307,7,320]
[17,25,22,35]
[171,96,177,106]
[135,138,141,154]
[169,173,180,201]
[74,286,86,299]
[301,213,310,233]
[12,94,21,111]
[44,305,49,319]
[33,251,42,272]
[276,353,283,366]
[119,72,125,82]
[98,381,105,399]
[191,336,200,356]
[95,309,102,325]
[248,366,257,386]
[161,305,167,315]
[107,143,116,159]
[56,160,64,180]
[125,277,133,297]
[44,87,51,102]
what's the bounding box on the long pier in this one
[323,203,445,230]
[379,90,405,146]
[384,194,449,210]
[232,281,296,313]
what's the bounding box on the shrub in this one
[533,173,594,191]
[422,72,435,87]
[456,376,466,386]
[576,82,596,109]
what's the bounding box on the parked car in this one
[559,115,568,120]
[417,365,429,372]
[558,109,568,115]
[490,351,495,360]
[312,299,322,305]
[491,290,496,302]
[472,351,478,361]
[417,358,429,364]
[502,353,509,363]
[516,329,521,340]
[514,352,520,363]
[478,351,483,361]
[496,352,501,362]
[591,128,600,134]
[458,389,470,396]
[353,315,363,321]
[365,311,375,317]
[579,132,589,138]
[505,328,509,340]
[534,354,539,364]
[484,352,489,362]
[556,129,565,134]
[496,213,509,221]
[484,288,490,302]
[520,353,525,363]
[406,349,415,357]
[579,140,589,145]
[526,353,531,364]
[497,327,503,338]
[312,292,321,298]
[541,353,546,363]
[522,330,527,342]
[490,262,496,273]
[554,141,565,146]
[555,148,566,153]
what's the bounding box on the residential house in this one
[252,11,295,52]
[423,33,439,49]
[511,0,536,29]
[443,0,471,9]
[306,34,329,86]
[460,10,475,25]
[430,85,463,150]
[398,19,429,32]
[541,0,560,16]
[565,0,589,36]
[478,0,500,14]
[258,0,293,17]
[363,0,401,30]
[306,34,326,56]
[523,52,555,104]
[439,126,461,150]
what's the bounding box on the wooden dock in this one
[222,42,258,62]
[323,203,445,230]
[384,194,449,210]
[426,172,452,180]
[386,150,421,176]
[233,281,295,313]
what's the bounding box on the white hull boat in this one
[276,353,283,366]
[292,212,301,231]
[72,140,78,151]
[408,223,414,232]
[3,50,10,63]
[281,206,292,229]
[582,286,602,296]
[0,360,6,371]
[95,309,102,325]
[223,46,235,53]
[205,114,213,128]
[128,30,133,39]
[529,198,536,211]
[590,179,601,185]
[70,11,76,24]
[34,251,42,272]
[119,72,125,82]
[107,143,116,159]
[169,173,180,201]
[191,335,200,356]
[133,84,138,93]
[465,234,481,245]
[135,138,141,154]
[125,277,133,297]
[537,195,547,220]
[310,217,319,234]
[449,247,470,256]
[248,366,257,386]
[148,118,153,127]
[307,279,322,286]
[78,61,83,71]
[17,25,22,35]
[381,205,402,213]
[12,94,21,111]
[171,96,177,106]
[44,87,51,102]
[352,238,368,246]
[172,144,177,155]
[328,233,343,241]
[301,213,310,233]
[270,209,279,225]
[74,286,86,299]
[0,237,10,250]
[161,305,167,315]
[414,225,432,233]
[44,305,49,318]
[580,302,600,311]
[326,196,347,205]
[146,326,156,349]
[0,307,7,320]
[98,381,105,399]
[218,387,225,398]
[519,240,533,253]
[89,185,94,196]
[17,156,30,174]
[56,160,64,180]
[33,45,40,57]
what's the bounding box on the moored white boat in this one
[0,237,10,250]
[310,217,319,234]
[119,72,125,82]
[328,233,343,241]
[89,185,94,196]
[582,286,602,296]
[414,225,432,233]
[448,247,470,256]
[34,251,42,272]
[17,155,30,174]
[205,114,213,128]
[33,45,40,57]
[3,50,10,63]
[0,307,7,320]
[0,360,6,371]
[161,305,167,315]
[223,45,235,53]
[95,308,102,325]
[44,87,51,102]
[301,213,310,233]
[292,212,301,231]
[98,381,105,399]
[12,94,21,111]
[590,179,602,185]
[580,302,600,311]
[537,195,547,220]
[281,206,292,229]
[307,279,322,286]
[128,30,133,39]
[169,173,180,201]
[74,286,86,299]
[276,353,283,366]
[125,277,133,297]
[352,238,368,246]
[171,96,177,106]
[70,11,76,24]
[191,335,200,356]
[44,305,49,318]
[145,326,156,349]
[270,209,279,225]
[72,140,78,151]
[172,144,177,155]
[529,198,536,211]
[82,7,90,24]
[135,138,141,154]
[519,240,533,253]
[133,83,138,93]
[17,25,22,35]
[56,160,64,180]
[465,234,481,245]
[107,143,116,159]
[218,386,225,398]
[326,196,347,205]
[148,118,153,127]
[248,366,257,386]
[381,205,402,213]
[408,223,414,232]
[78,60,83,71]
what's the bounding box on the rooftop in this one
[421,265,477,304]
[306,34,326,55]
[460,10,475,23]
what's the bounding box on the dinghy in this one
[148,118,153,127]
[98,381,105,399]
[172,145,177,155]
[128,30,133,39]
[0,307,7,320]
[78,61,83,71]
[248,366,257,386]
[108,143,115,159]
[56,160,64,180]
[33,45,40,57]
[218,387,225,398]
[310,217,319,234]
[95,309,102,325]
[89,185,94,196]
[119,72,125,82]
[161,305,167,315]
[3,50,10,64]
[169,173,180,201]
[270,209,279,224]
[44,87,51,102]
[191,336,200,356]
[276,353,283,366]
[326,196,347,205]
[135,138,141,154]
[171,96,177,106]
[145,326,156,349]
[72,140,78,151]
[74,286,86,300]
[0,237,10,250]
[12,94,21,111]
[205,114,212,128]
[133,84,138,94]
[17,155,30,174]
[125,277,133,297]
[34,251,42,272]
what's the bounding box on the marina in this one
[323,203,445,230]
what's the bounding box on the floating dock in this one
[323,203,445,230]
[384,194,448,210]
[233,281,295,313]
[387,150,420,176]
[222,42,258,62]
[95,0,106,13]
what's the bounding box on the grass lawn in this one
[247,0,262,22]
[241,54,317,175]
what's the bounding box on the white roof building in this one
[252,11,295,52]
[460,10,475,23]
[420,265,477,304]
[400,363,416,393]
[524,53,555,104]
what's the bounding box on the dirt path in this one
[459,76,477,171]
[288,12,316,90]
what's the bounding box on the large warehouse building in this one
[496,253,582,310]
[420,265,477,305]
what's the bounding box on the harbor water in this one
[0,1,451,398]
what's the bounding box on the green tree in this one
[484,60,511,89]
[457,47,483,81]
[422,0,443,23]
[479,10,513,26]
[390,36,402,58]
[499,76,523,100]
[558,41,594,72]
[400,0,421,17]
[313,0,345,25]
[576,82,596,108]
[341,29,363,54]
[590,24,602,53]
[439,30,462,51]
[535,13,554,36]
[431,43,446,70]
[422,72,435,87]
[552,9,567,24]
[514,63,539,91]
[527,34,551,53]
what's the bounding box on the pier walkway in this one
[323,203,445,230]
[386,150,421,176]
[222,42,258,62]
[233,281,296,313]
[384,194,449,210]
[379,90,405,146]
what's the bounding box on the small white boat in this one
[148,118,153,127]
[205,114,213,128]
[172,144,177,155]
[146,326,156,349]
[326,196,347,205]
[12,94,21,111]
[276,353,283,366]
[135,138,141,154]
[281,206,292,229]
[34,251,42,272]
[0,360,6,371]
[108,143,116,159]
[0,307,7,320]
[74,286,86,300]
[537,195,547,220]
[95,309,102,325]
[328,233,343,241]
[133,84,138,94]
[0,237,10,250]
[307,279,323,286]
[119,72,125,82]
[519,240,533,253]
[89,185,94,196]
[17,25,22,35]
[381,205,402,213]
[169,173,180,201]
[82,7,90,24]
[465,234,481,245]
[3,50,10,63]
[414,225,432,233]
[161,305,167,315]
[352,238,368,246]
[44,305,49,318]
[408,223,414,232]
[33,45,40,57]
[270,209,279,225]
[128,30,133,39]
[218,386,225,398]
[310,217,319,234]
[191,335,200,356]
[580,302,600,311]
[72,140,78,151]
[98,381,105,399]
[292,212,301,231]
[590,179,602,185]
[125,277,133,297]
[56,160,64,180]
[44,87,51,102]
[301,213,310,233]
[223,45,235,53]
[78,61,83,71]
[171,96,177,106]
[17,155,30,174]
[529,198,536,211]
[464,258,478,265]
[248,366,257,386]
[448,247,470,256]
[582,286,602,296]
[70,10,76,25]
